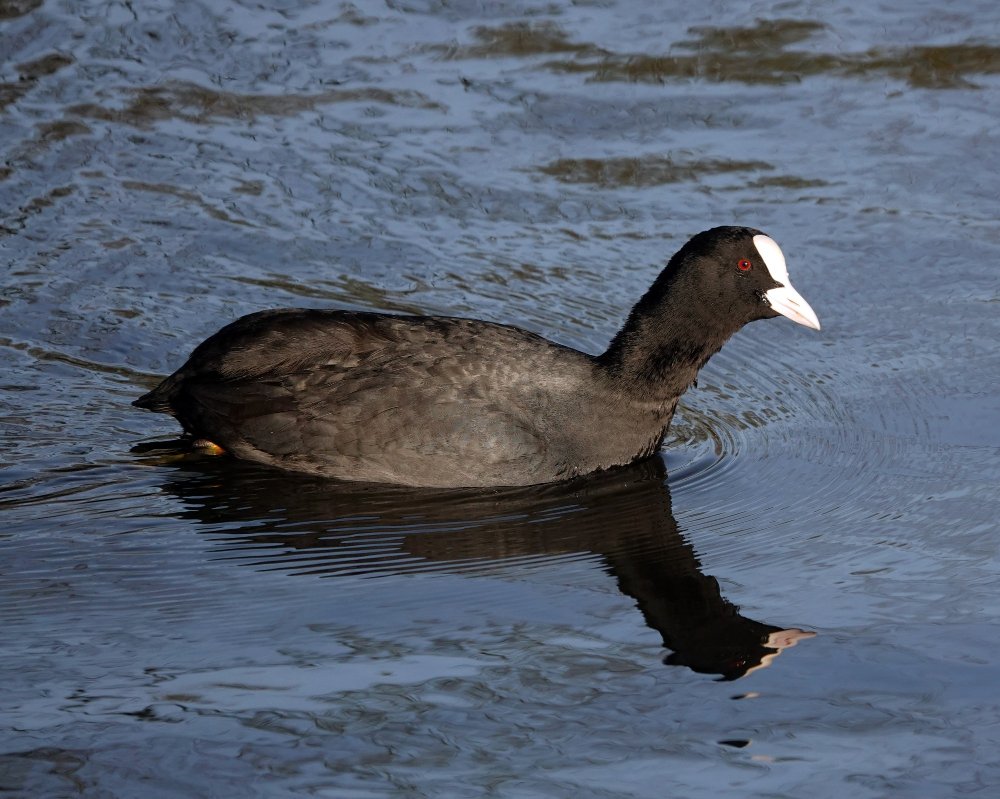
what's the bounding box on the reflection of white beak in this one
[743,628,817,677]
[752,234,821,331]
[766,282,821,330]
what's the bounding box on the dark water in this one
[2,0,999,796]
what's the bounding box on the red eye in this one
[737,259,752,272]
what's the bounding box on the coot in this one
[135,226,819,487]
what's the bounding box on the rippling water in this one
[3,0,1000,796]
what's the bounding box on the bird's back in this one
[136,309,629,487]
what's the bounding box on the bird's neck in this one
[597,279,737,399]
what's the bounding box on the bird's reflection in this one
[146,447,812,680]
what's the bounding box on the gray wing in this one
[139,310,600,486]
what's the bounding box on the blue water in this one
[2,1,999,796]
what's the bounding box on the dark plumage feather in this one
[134,227,818,487]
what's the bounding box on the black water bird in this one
[134,226,820,487]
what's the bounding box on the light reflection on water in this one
[2,0,1000,796]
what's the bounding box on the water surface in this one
[2,0,999,796]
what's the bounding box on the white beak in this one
[765,282,821,330]
[752,234,821,331]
